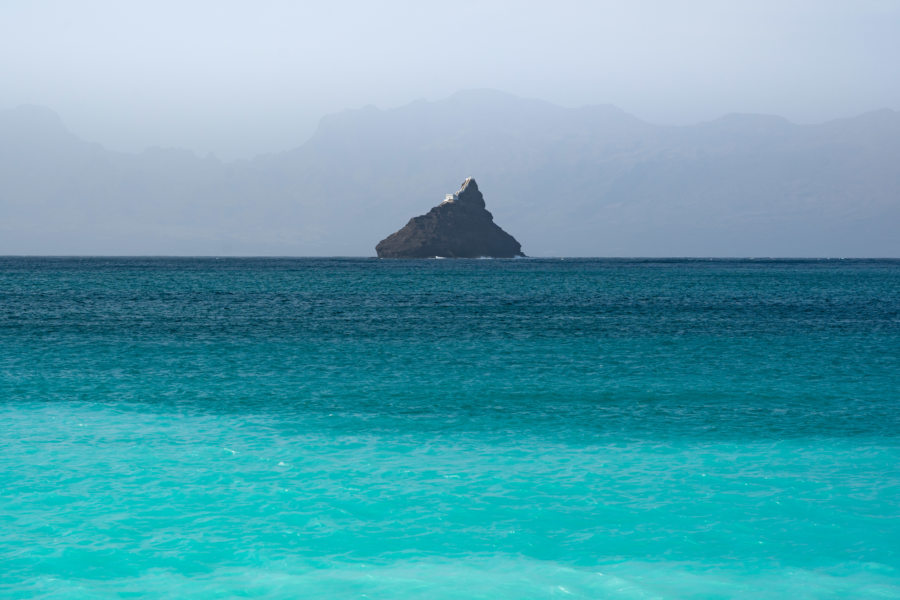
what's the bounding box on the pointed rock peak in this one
[376,177,524,258]
[446,176,485,209]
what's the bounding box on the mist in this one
[2,0,898,159]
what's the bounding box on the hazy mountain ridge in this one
[1,92,898,256]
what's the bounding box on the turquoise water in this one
[1,258,899,598]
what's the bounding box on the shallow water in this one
[1,258,899,598]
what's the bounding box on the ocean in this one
[1,257,898,598]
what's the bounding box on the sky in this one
[2,0,899,159]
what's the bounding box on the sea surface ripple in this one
[1,258,898,598]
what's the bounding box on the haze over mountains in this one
[2,90,898,257]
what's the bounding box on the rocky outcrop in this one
[376,178,525,258]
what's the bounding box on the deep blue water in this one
[1,258,899,598]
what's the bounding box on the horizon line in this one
[2,255,898,261]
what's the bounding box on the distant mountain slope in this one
[1,91,898,256]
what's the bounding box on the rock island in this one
[376,178,525,258]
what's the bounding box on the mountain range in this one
[1,89,898,256]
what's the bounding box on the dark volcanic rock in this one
[376,178,525,258]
